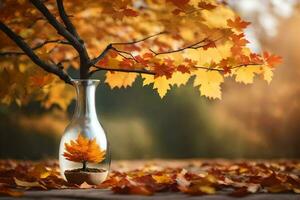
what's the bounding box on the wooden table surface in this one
[1,189,300,200]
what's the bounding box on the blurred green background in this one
[1,0,300,160]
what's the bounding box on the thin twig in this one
[91,32,167,66]
[0,39,70,57]
[111,31,167,46]
[89,65,155,76]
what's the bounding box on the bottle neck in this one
[72,80,100,121]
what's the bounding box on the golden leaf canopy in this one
[0,0,281,108]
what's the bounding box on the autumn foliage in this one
[0,0,281,109]
[0,160,300,197]
[63,134,105,169]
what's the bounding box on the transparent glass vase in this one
[59,79,110,185]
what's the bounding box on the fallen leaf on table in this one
[14,177,47,189]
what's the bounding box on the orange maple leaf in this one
[167,0,190,8]
[227,16,251,31]
[198,2,216,10]
[263,52,282,68]
[122,8,139,17]
[63,134,105,164]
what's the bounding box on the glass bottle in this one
[59,79,110,185]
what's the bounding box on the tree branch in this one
[89,62,263,77]
[0,39,70,57]
[89,65,155,76]
[0,21,72,84]
[111,31,167,46]
[30,0,90,78]
[90,32,167,66]
[150,38,215,56]
[56,0,82,43]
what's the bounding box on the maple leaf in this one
[198,2,216,10]
[230,33,248,46]
[177,65,190,74]
[105,72,137,89]
[230,33,249,56]
[193,70,224,99]
[227,16,251,31]
[203,40,217,50]
[42,83,75,110]
[142,75,170,98]
[234,66,261,84]
[122,8,138,17]
[167,0,190,9]
[63,134,106,168]
[263,52,282,68]
[263,67,273,84]
[14,177,47,189]
[153,63,175,79]
[169,72,190,87]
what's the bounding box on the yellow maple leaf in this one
[154,77,170,98]
[202,6,235,28]
[262,67,274,84]
[234,66,262,84]
[105,72,137,89]
[193,69,224,99]
[42,82,75,110]
[141,74,170,98]
[142,74,154,86]
[168,72,190,87]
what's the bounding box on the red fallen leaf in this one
[112,185,154,195]
[198,2,216,10]
[0,188,23,197]
[229,187,249,197]
[122,8,138,17]
[227,16,251,31]
[286,175,300,187]
[261,173,282,187]
[98,177,120,189]
[130,185,154,195]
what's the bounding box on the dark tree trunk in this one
[82,161,87,171]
